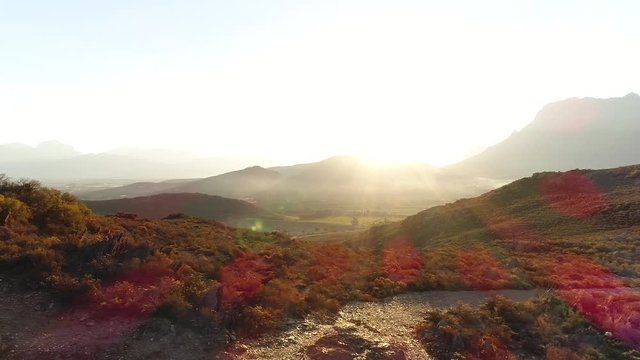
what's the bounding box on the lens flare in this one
[539,171,606,219]
[250,219,263,231]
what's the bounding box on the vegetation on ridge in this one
[4,164,640,357]
[0,175,379,337]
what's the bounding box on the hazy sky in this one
[1,0,639,166]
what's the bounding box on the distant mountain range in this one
[83,193,282,225]
[79,156,498,211]
[448,93,640,178]
[0,142,264,180]
[0,141,80,162]
[4,93,640,212]
[77,93,640,211]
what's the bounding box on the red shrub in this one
[539,171,606,218]
[220,252,272,306]
[560,288,640,349]
[88,257,181,317]
[308,244,354,284]
[533,253,624,289]
[382,238,423,285]
[457,249,511,290]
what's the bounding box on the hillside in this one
[365,164,640,356]
[0,175,380,357]
[3,167,640,357]
[363,164,640,290]
[448,93,640,179]
[80,156,498,212]
[83,193,282,224]
[78,166,281,201]
[175,166,282,200]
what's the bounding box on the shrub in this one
[0,194,30,225]
[415,295,633,360]
[238,305,282,336]
[259,278,306,317]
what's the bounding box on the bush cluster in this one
[415,295,637,359]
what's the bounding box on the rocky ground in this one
[221,290,540,360]
[0,274,539,360]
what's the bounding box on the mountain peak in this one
[242,165,271,172]
[35,141,80,159]
[448,93,640,179]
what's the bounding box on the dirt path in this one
[224,289,541,360]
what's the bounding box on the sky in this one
[1,0,639,166]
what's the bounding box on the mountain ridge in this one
[83,192,282,225]
[79,157,495,212]
[0,142,265,180]
[448,93,640,179]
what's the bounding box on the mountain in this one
[175,166,282,200]
[0,142,264,180]
[79,156,499,211]
[83,193,282,225]
[0,141,80,163]
[75,93,640,207]
[448,93,640,179]
[78,166,281,201]
[33,141,81,159]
